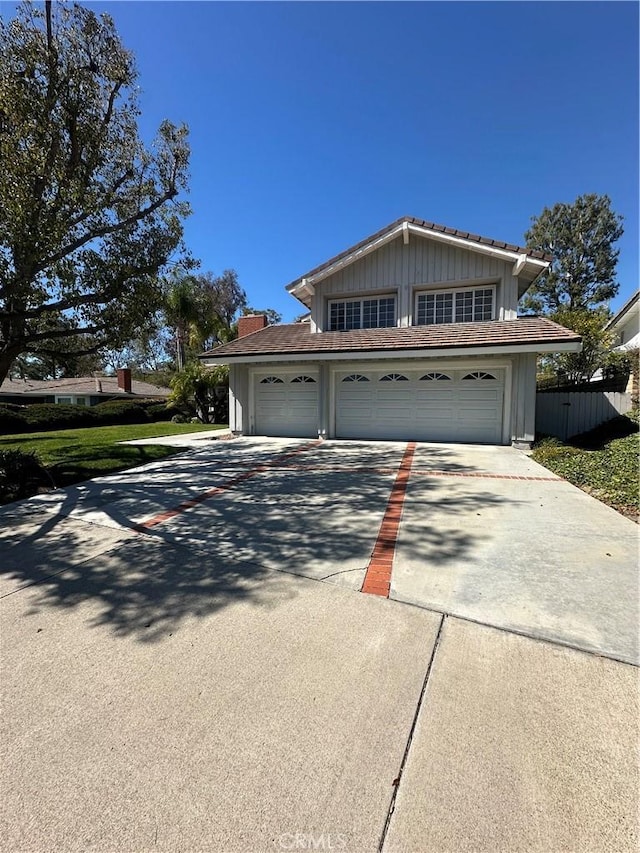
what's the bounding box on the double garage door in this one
[335,368,504,443]
[254,367,505,444]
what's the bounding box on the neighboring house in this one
[0,369,170,406]
[603,290,639,397]
[605,290,639,352]
[200,216,581,447]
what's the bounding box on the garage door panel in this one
[335,368,504,444]
[255,375,318,438]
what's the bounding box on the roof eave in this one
[200,338,581,366]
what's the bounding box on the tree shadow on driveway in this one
[0,439,515,643]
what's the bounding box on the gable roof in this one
[287,216,552,306]
[0,376,171,398]
[200,317,580,364]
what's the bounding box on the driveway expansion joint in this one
[378,613,446,852]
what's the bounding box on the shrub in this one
[92,400,150,425]
[0,449,50,502]
[23,403,98,431]
[171,413,187,424]
[144,402,176,422]
[0,405,29,435]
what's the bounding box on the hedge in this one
[0,398,178,435]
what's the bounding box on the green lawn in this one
[531,416,639,521]
[0,422,226,493]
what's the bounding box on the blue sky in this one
[5,1,639,321]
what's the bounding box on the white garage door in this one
[254,373,319,438]
[335,368,504,443]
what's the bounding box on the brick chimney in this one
[237,314,268,338]
[117,368,132,393]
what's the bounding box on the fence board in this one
[535,391,633,440]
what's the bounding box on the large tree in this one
[522,194,624,382]
[522,193,623,313]
[163,270,248,365]
[0,1,191,384]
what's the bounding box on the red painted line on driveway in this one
[133,440,323,532]
[361,442,416,598]
[279,463,559,482]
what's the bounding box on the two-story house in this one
[200,217,582,447]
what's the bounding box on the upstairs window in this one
[328,296,396,331]
[416,287,494,325]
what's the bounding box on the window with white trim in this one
[259,376,284,384]
[415,287,494,325]
[291,375,316,383]
[342,374,370,382]
[55,395,88,406]
[328,296,396,331]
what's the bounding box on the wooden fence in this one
[535,391,633,440]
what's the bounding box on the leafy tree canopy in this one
[522,194,623,314]
[163,269,248,366]
[243,306,283,328]
[0,1,192,384]
[543,306,615,384]
[169,360,228,423]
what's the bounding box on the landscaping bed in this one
[0,422,224,505]
[531,412,639,521]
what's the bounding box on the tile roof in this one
[200,317,581,360]
[287,216,552,289]
[0,376,171,397]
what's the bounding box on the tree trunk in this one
[0,351,19,386]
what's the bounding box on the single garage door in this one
[335,368,504,443]
[254,373,319,438]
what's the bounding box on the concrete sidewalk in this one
[120,427,233,446]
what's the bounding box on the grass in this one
[0,422,226,494]
[531,412,639,521]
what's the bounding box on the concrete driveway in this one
[0,437,638,852]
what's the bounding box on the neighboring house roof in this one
[286,216,552,306]
[201,317,581,362]
[0,377,171,398]
[605,290,640,352]
[605,290,639,331]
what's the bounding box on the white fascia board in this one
[201,340,581,367]
[408,224,549,270]
[287,225,405,295]
[286,223,549,297]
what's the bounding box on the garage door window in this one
[291,376,316,383]
[462,371,497,380]
[420,372,452,381]
[342,374,370,382]
[380,373,409,381]
[260,376,284,383]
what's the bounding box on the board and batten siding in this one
[311,234,520,330]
